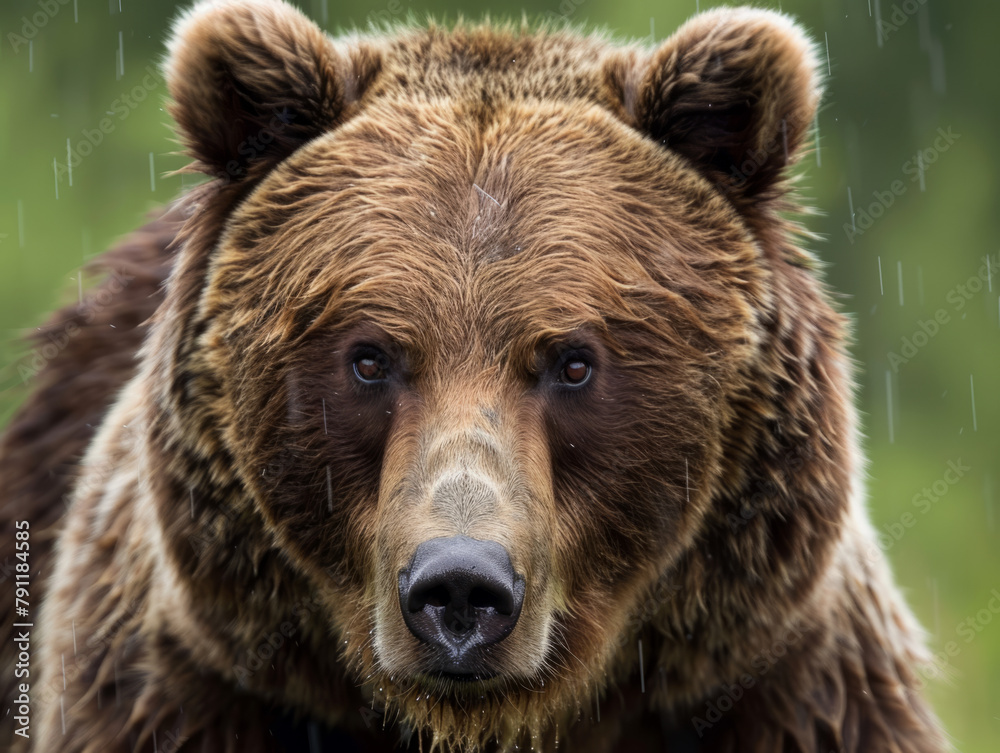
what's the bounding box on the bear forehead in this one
[209,96,762,362]
[358,25,613,103]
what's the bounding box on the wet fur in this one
[0,1,947,751]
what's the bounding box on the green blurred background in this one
[0,0,997,749]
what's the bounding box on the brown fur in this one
[0,1,947,751]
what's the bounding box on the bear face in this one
[200,93,768,708]
[5,1,947,751]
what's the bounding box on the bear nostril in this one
[410,584,450,611]
[468,585,512,615]
[399,535,524,657]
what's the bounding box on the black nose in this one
[399,536,524,671]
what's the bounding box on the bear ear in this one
[165,0,356,181]
[615,7,822,205]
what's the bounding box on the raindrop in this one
[326,466,333,512]
[117,31,124,80]
[918,5,931,52]
[473,183,501,207]
[928,37,946,94]
[307,721,321,753]
[638,638,645,693]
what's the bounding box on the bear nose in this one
[399,536,524,665]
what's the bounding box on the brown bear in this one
[0,0,949,751]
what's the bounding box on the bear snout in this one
[398,535,525,677]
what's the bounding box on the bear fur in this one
[0,1,948,751]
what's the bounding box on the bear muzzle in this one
[398,535,525,678]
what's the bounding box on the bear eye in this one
[353,351,390,383]
[560,358,592,387]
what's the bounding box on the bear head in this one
[151,0,845,748]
